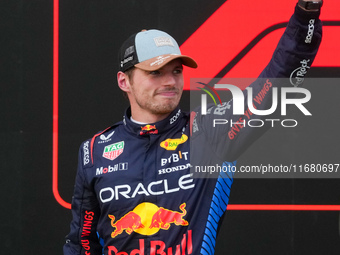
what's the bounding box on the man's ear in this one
[117,71,131,93]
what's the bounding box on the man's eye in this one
[174,69,183,74]
[150,71,160,75]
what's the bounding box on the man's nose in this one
[162,73,176,86]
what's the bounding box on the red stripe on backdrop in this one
[53,0,71,210]
[52,0,340,210]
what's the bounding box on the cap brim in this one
[135,54,198,71]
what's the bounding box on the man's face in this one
[127,59,184,117]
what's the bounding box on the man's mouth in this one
[155,89,179,97]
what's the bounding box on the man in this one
[64,1,323,254]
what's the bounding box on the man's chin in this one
[151,104,178,116]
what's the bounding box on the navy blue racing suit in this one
[64,5,322,255]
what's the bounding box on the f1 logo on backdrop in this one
[53,0,340,209]
[180,0,340,90]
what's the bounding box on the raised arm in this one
[192,1,323,163]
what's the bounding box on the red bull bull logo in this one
[141,125,156,131]
[108,202,189,238]
[140,125,158,135]
[108,212,145,238]
[108,203,192,254]
[149,203,188,230]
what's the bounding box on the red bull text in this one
[108,230,193,255]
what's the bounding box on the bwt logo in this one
[198,80,311,116]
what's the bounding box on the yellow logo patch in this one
[160,134,188,151]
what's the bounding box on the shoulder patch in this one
[89,123,121,165]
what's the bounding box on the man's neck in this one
[130,117,147,125]
[130,111,171,124]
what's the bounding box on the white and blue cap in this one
[119,29,198,72]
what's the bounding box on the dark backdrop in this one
[1,0,340,254]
